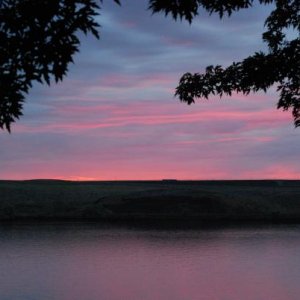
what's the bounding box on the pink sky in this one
[1,1,299,180]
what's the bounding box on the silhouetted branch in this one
[176,39,300,125]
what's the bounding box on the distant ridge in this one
[5,179,300,187]
[1,180,300,222]
[162,179,178,182]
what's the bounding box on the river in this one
[0,223,300,300]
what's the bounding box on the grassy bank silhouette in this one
[1,180,300,222]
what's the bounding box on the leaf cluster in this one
[0,0,119,131]
[149,0,273,22]
[168,0,299,126]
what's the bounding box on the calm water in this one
[1,223,300,300]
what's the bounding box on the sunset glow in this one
[1,0,299,180]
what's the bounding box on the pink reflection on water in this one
[0,226,300,300]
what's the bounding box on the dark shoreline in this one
[1,180,300,224]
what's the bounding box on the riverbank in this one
[1,180,300,222]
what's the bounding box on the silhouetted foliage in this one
[0,0,120,131]
[150,0,299,126]
[0,0,299,131]
[166,0,300,126]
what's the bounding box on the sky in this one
[1,0,299,180]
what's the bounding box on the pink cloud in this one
[98,73,176,88]
[16,103,290,134]
[242,165,300,180]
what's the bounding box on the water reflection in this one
[0,223,300,300]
